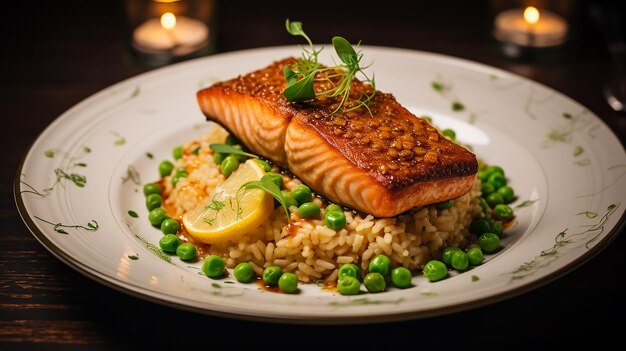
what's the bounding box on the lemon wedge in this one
[182,159,274,244]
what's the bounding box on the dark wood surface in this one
[3,0,625,349]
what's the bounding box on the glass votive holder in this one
[124,0,216,67]
[489,0,580,61]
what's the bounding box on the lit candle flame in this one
[160,12,177,30]
[524,6,540,25]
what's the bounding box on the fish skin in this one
[197,57,478,217]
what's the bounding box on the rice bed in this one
[163,127,482,284]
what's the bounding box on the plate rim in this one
[13,45,626,324]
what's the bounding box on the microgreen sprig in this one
[209,144,258,158]
[283,19,376,113]
[239,175,291,221]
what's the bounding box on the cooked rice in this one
[163,126,482,283]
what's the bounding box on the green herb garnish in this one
[209,144,258,158]
[203,198,226,226]
[452,101,465,111]
[239,175,291,221]
[283,19,376,114]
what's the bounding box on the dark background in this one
[2,0,625,349]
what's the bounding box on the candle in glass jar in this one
[493,6,568,47]
[132,12,209,56]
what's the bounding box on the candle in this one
[493,6,568,48]
[132,12,209,57]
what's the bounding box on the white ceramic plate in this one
[15,46,626,323]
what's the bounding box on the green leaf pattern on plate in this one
[507,203,620,281]
[34,216,99,235]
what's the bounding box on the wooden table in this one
[3,1,625,348]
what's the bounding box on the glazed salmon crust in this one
[197,57,478,217]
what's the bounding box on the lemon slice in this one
[182,159,274,244]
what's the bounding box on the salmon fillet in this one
[197,58,478,217]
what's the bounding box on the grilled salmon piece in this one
[197,59,297,166]
[197,58,478,217]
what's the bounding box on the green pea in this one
[451,250,469,271]
[291,185,312,205]
[159,234,180,253]
[337,276,360,295]
[467,247,484,265]
[369,255,391,276]
[266,172,283,189]
[469,218,491,235]
[477,169,490,182]
[478,233,501,253]
[201,255,225,278]
[338,263,360,281]
[325,204,342,213]
[213,152,225,165]
[176,243,197,261]
[489,220,504,237]
[255,159,272,172]
[233,262,254,283]
[442,128,456,141]
[493,204,514,220]
[434,199,454,210]
[160,218,180,235]
[148,207,169,227]
[145,193,162,211]
[281,190,298,208]
[220,155,240,178]
[481,182,495,195]
[278,272,298,293]
[262,266,283,286]
[172,145,184,160]
[485,192,504,208]
[487,173,507,189]
[391,267,412,289]
[172,167,188,187]
[363,272,386,293]
[485,165,505,177]
[324,211,346,230]
[422,260,448,282]
[497,185,515,204]
[143,182,161,197]
[297,202,320,218]
[158,160,174,177]
[442,246,463,267]
[225,134,238,145]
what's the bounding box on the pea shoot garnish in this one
[283,19,376,114]
[239,174,291,221]
[209,144,258,159]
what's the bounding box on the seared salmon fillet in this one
[197,58,478,217]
